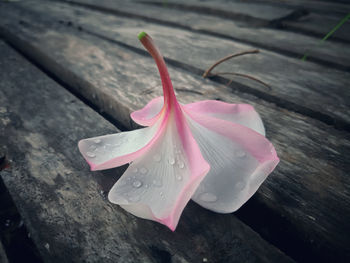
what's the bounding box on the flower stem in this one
[138,32,177,109]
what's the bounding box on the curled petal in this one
[78,121,161,171]
[186,109,279,213]
[184,100,265,136]
[131,96,164,126]
[108,113,210,231]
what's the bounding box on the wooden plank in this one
[275,12,350,43]
[253,0,350,16]
[63,0,350,68]
[10,0,350,131]
[0,7,349,262]
[139,0,350,43]
[141,0,296,22]
[0,40,294,263]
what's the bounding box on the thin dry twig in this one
[202,49,259,78]
[212,72,271,90]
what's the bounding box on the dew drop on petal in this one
[178,161,185,169]
[168,157,175,165]
[152,180,162,187]
[132,180,142,188]
[153,154,161,162]
[86,152,96,158]
[199,192,218,203]
[235,181,246,191]
[128,195,141,202]
[140,167,148,174]
[160,191,164,197]
[94,139,101,144]
[235,150,246,158]
[176,175,183,181]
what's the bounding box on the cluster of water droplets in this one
[118,144,189,203]
[85,136,128,159]
[194,148,249,204]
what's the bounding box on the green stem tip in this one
[138,31,147,40]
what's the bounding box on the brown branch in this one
[202,49,259,78]
[212,72,271,90]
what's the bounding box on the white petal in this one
[78,121,160,171]
[187,114,278,213]
[184,101,265,136]
[108,116,209,230]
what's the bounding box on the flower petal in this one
[78,120,161,171]
[108,112,210,231]
[131,96,164,126]
[186,109,279,213]
[184,100,265,136]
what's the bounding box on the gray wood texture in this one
[63,0,350,69]
[15,0,350,131]
[0,4,349,262]
[0,40,294,263]
[138,0,350,43]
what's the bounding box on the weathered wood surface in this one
[0,4,349,262]
[138,0,350,43]
[14,0,350,131]
[0,40,295,263]
[63,0,350,70]
[256,0,350,16]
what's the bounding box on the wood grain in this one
[0,6,349,262]
[0,40,294,263]
[62,0,350,68]
[139,0,350,43]
[12,0,350,131]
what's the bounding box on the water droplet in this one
[178,161,185,169]
[152,180,162,187]
[160,191,164,197]
[140,167,148,174]
[153,154,161,162]
[235,150,246,158]
[199,192,218,203]
[94,138,101,144]
[145,184,149,188]
[168,157,175,165]
[128,195,140,202]
[92,93,96,99]
[89,144,97,151]
[132,180,142,188]
[86,152,96,158]
[176,175,183,181]
[118,180,127,186]
[236,181,246,190]
[44,243,50,251]
[133,168,138,173]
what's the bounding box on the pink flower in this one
[78,32,279,231]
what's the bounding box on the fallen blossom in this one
[78,32,279,231]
